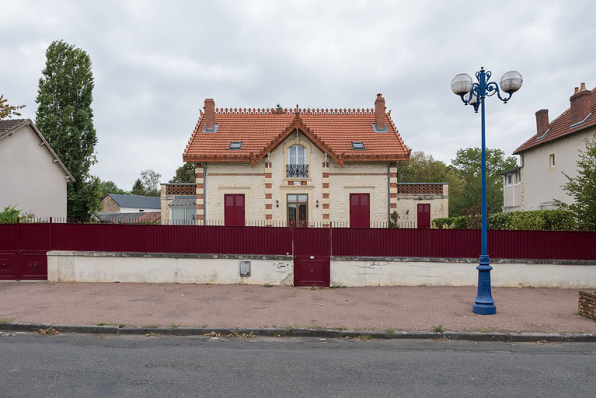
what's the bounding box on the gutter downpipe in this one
[202,162,207,225]
[387,162,391,224]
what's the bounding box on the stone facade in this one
[100,195,120,213]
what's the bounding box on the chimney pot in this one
[569,83,591,125]
[535,109,549,136]
[574,87,579,95]
[204,99,215,131]
[374,94,386,131]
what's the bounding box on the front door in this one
[350,193,370,228]
[417,203,430,229]
[224,194,245,226]
[287,194,308,227]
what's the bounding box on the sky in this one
[2,0,595,190]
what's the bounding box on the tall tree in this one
[35,40,99,219]
[98,180,130,198]
[556,134,596,231]
[169,162,196,183]
[450,147,518,216]
[0,94,25,120]
[395,151,466,217]
[140,169,161,197]
[131,179,146,196]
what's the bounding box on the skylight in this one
[352,142,365,150]
[229,142,242,150]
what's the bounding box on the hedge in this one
[432,210,576,231]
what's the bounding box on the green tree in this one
[0,94,25,120]
[556,134,596,231]
[140,169,161,197]
[98,180,130,198]
[450,148,518,217]
[35,40,99,219]
[131,178,146,196]
[169,162,196,183]
[0,205,32,223]
[395,151,466,217]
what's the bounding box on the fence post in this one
[49,217,53,251]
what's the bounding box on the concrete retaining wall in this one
[47,252,596,288]
[47,252,294,285]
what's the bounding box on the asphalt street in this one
[1,333,595,398]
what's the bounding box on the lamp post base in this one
[473,255,496,315]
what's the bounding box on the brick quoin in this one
[390,193,397,198]
[197,204,204,210]
[265,183,272,188]
[390,173,397,178]
[322,173,329,178]
[197,184,204,189]
[265,173,272,179]
[390,203,397,209]
[300,181,307,186]
[323,204,329,209]
[196,215,204,220]
[323,193,329,199]
[323,214,330,219]
[322,183,329,188]
[265,194,272,199]
[197,194,204,200]
[265,214,272,220]
[390,183,397,188]
[265,204,272,209]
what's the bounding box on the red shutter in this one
[350,193,370,228]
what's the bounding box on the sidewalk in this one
[1,282,594,336]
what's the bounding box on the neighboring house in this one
[160,183,196,224]
[0,119,74,218]
[100,194,161,213]
[182,94,448,227]
[504,83,596,211]
[98,211,161,224]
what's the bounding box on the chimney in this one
[569,83,591,126]
[535,109,549,136]
[374,93,386,131]
[204,98,215,131]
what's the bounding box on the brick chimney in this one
[204,98,215,131]
[374,93,386,131]
[569,83,591,126]
[535,109,549,136]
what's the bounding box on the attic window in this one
[229,142,242,150]
[372,123,388,133]
[202,124,219,133]
[352,142,365,150]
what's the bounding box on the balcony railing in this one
[287,164,308,178]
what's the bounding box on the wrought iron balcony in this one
[287,164,308,178]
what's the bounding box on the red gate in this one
[293,227,330,287]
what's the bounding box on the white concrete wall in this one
[48,252,294,285]
[521,127,595,210]
[0,125,68,218]
[331,259,596,289]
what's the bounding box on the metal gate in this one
[0,251,47,280]
[293,227,331,287]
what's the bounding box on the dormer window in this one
[229,142,242,150]
[287,145,307,177]
[352,142,365,150]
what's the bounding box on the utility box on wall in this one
[239,261,251,277]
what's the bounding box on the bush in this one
[0,205,33,224]
[432,210,575,231]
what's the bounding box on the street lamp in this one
[451,67,523,315]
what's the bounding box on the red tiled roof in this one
[183,106,410,165]
[513,87,596,154]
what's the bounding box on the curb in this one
[1,323,595,342]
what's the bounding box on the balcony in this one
[287,164,308,178]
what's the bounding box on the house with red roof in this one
[183,94,449,227]
[502,83,596,211]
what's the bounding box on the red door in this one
[417,204,431,229]
[224,194,245,226]
[350,193,370,228]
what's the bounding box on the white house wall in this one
[0,125,67,218]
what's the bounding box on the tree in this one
[169,162,196,183]
[140,169,161,197]
[131,179,146,196]
[98,180,130,198]
[556,134,596,231]
[0,95,25,120]
[395,151,466,217]
[0,205,32,223]
[450,148,518,217]
[35,40,99,219]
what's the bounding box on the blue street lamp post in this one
[451,68,523,315]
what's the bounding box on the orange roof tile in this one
[183,104,410,166]
[514,87,596,154]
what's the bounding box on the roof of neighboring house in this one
[183,102,411,166]
[498,166,521,176]
[513,87,596,154]
[98,212,161,224]
[0,118,75,182]
[169,196,196,207]
[104,194,161,209]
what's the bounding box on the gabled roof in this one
[99,211,161,224]
[513,87,596,154]
[183,104,410,166]
[105,194,161,209]
[0,119,75,182]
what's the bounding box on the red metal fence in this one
[1,222,595,260]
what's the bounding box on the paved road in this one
[1,333,595,398]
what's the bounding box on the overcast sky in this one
[2,0,595,190]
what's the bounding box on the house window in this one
[287,194,308,227]
[516,171,521,184]
[352,142,365,150]
[170,206,196,224]
[287,145,308,177]
[549,153,556,168]
[229,142,242,150]
[507,175,512,185]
